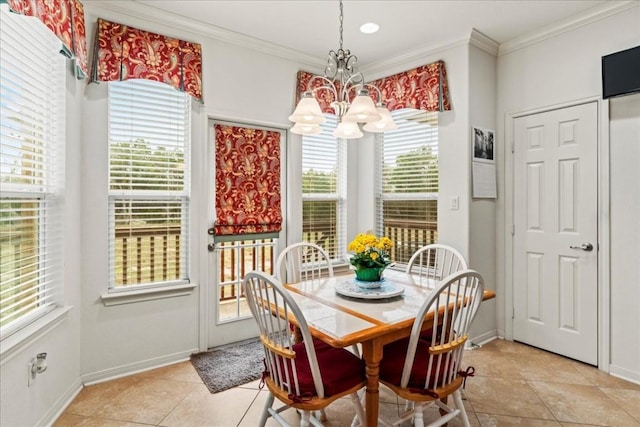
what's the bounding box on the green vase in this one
[355,266,384,282]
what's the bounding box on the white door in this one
[513,102,598,365]
[205,120,285,348]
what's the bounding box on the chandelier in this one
[288,0,397,139]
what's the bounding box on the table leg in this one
[361,340,383,427]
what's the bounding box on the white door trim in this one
[504,96,610,371]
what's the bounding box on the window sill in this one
[101,283,197,306]
[0,306,72,363]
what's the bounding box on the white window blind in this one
[302,115,346,262]
[376,109,439,264]
[0,5,65,337]
[108,80,190,288]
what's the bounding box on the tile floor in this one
[53,339,640,427]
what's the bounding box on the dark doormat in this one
[190,337,264,393]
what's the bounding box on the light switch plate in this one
[450,196,459,210]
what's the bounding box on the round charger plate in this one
[335,278,405,300]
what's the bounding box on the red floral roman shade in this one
[213,124,282,239]
[90,18,203,101]
[368,60,451,112]
[294,70,341,115]
[5,0,88,78]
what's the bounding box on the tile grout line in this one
[236,388,263,426]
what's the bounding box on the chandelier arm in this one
[306,75,339,100]
[340,72,366,102]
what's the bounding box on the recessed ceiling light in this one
[360,22,379,34]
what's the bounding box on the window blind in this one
[108,79,190,288]
[376,109,439,264]
[302,115,346,261]
[0,5,65,336]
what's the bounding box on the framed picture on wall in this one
[471,126,497,198]
[472,126,495,163]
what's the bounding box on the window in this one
[301,115,346,261]
[108,80,190,289]
[0,6,65,336]
[376,109,439,265]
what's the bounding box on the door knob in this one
[569,243,593,251]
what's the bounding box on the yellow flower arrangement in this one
[347,232,394,270]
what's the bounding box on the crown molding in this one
[361,35,470,80]
[469,28,500,56]
[361,29,499,79]
[84,0,325,70]
[498,0,638,56]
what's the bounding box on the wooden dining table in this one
[284,268,496,427]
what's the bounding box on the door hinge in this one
[511,224,515,236]
[512,307,515,319]
[511,141,515,153]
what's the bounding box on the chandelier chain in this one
[338,0,344,50]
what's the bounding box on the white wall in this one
[79,5,307,380]
[609,93,640,381]
[468,42,498,344]
[496,4,640,380]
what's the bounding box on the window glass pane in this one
[108,80,190,288]
[111,199,186,286]
[301,115,345,262]
[217,238,275,322]
[377,109,439,265]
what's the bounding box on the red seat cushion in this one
[379,337,456,392]
[271,339,365,398]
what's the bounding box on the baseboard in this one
[81,348,198,385]
[609,364,640,385]
[40,377,83,427]
[466,329,499,349]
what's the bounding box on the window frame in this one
[375,109,440,266]
[106,79,192,293]
[301,114,347,265]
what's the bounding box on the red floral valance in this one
[90,18,203,101]
[367,60,451,112]
[5,0,88,78]
[213,124,282,239]
[294,70,341,115]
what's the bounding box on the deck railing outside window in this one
[114,225,181,286]
[112,221,432,308]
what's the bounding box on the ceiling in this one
[130,0,611,67]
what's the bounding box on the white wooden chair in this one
[378,269,485,427]
[276,242,361,360]
[275,242,334,284]
[243,271,366,427]
[405,244,468,287]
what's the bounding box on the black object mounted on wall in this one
[602,45,640,99]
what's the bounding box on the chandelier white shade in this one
[291,122,322,135]
[333,120,363,139]
[288,92,326,125]
[289,0,396,139]
[363,105,398,132]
